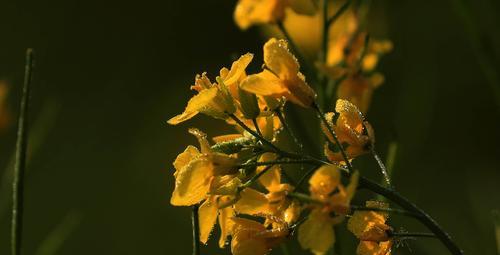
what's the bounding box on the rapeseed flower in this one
[322,99,374,162]
[168,54,254,125]
[348,200,393,255]
[230,217,289,255]
[298,165,359,254]
[234,0,316,30]
[241,38,317,108]
[235,153,301,225]
[170,128,240,206]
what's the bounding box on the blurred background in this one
[0,0,499,254]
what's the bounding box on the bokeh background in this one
[0,0,499,254]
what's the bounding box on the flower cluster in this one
[164,1,453,255]
[167,33,396,254]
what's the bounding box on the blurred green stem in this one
[450,0,500,112]
[11,48,34,255]
[35,211,82,255]
[192,205,200,255]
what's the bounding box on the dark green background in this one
[0,0,499,254]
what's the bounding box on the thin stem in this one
[11,48,34,255]
[349,205,419,218]
[239,159,319,168]
[288,192,323,205]
[228,114,282,154]
[389,232,437,239]
[356,176,464,255]
[312,102,354,172]
[326,0,351,28]
[192,205,200,255]
[241,161,279,189]
[275,108,303,150]
[296,166,319,189]
[252,118,263,137]
[371,147,393,189]
[321,0,329,63]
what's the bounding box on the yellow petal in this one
[224,53,254,86]
[298,210,335,254]
[257,153,281,191]
[240,70,287,97]
[218,206,235,247]
[198,197,218,244]
[234,0,285,30]
[188,128,212,154]
[173,145,200,177]
[167,87,219,125]
[347,201,391,242]
[309,165,341,198]
[170,158,213,206]
[210,176,241,196]
[263,38,299,79]
[212,134,244,143]
[357,240,392,255]
[289,0,317,15]
[234,188,270,215]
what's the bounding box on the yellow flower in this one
[230,217,289,255]
[0,81,10,132]
[170,128,239,206]
[235,153,301,225]
[167,54,254,125]
[234,0,316,30]
[241,38,317,108]
[198,194,237,247]
[322,99,374,162]
[298,165,359,254]
[357,240,392,255]
[348,201,393,255]
[347,201,392,242]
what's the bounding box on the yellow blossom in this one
[357,240,392,255]
[170,128,239,206]
[241,38,317,108]
[234,0,316,30]
[298,165,359,254]
[322,99,374,162]
[167,54,254,125]
[230,217,289,255]
[348,200,393,255]
[347,201,392,242]
[198,194,237,247]
[234,153,301,225]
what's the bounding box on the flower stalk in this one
[11,48,34,255]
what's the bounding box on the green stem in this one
[252,118,263,137]
[357,176,463,255]
[192,205,200,255]
[349,205,419,218]
[241,160,280,189]
[326,0,351,28]
[296,166,319,189]
[11,48,34,255]
[389,232,437,239]
[239,159,319,168]
[321,0,329,64]
[370,147,392,189]
[275,108,302,150]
